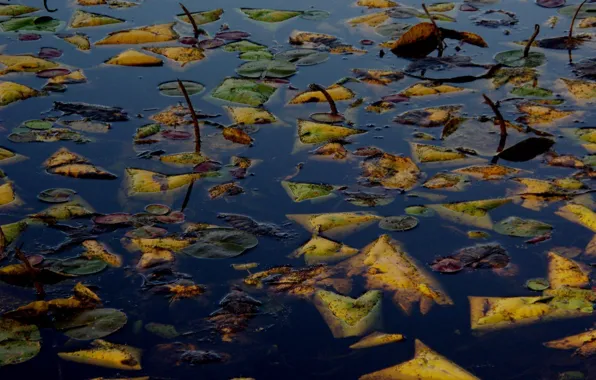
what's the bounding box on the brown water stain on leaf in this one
[223,127,253,145]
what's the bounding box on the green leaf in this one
[275,49,329,66]
[47,257,107,276]
[559,4,596,19]
[145,323,180,338]
[239,50,273,61]
[379,216,419,231]
[181,228,258,259]
[282,181,334,202]
[223,40,268,52]
[212,78,277,106]
[0,16,61,32]
[55,309,127,340]
[241,8,302,23]
[236,59,297,78]
[510,85,553,98]
[177,8,224,25]
[300,10,330,20]
[23,120,52,130]
[158,81,204,97]
[494,216,553,237]
[494,50,546,68]
[0,318,41,367]
[526,278,550,291]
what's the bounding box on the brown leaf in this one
[223,127,252,145]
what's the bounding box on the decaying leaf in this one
[44,148,117,179]
[412,143,467,163]
[361,153,421,190]
[548,251,590,289]
[126,168,218,194]
[96,23,179,45]
[143,47,205,66]
[400,82,464,97]
[291,235,358,264]
[360,339,480,379]
[297,120,365,145]
[0,81,39,106]
[288,212,380,238]
[58,339,142,370]
[289,84,355,104]
[556,203,596,232]
[545,330,596,357]
[429,198,512,229]
[349,331,405,349]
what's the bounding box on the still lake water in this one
[1,0,596,378]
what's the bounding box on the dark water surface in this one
[1,0,596,378]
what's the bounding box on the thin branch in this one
[523,24,540,58]
[177,79,201,153]
[179,3,200,39]
[483,94,508,164]
[422,3,444,57]
[308,84,338,115]
[569,0,588,46]
[180,180,195,212]
[15,245,45,298]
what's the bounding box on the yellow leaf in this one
[352,69,404,85]
[545,330,596,357]
[58,340,142,370]
[313,289,382,338]
[0,182,15,206]
[159,152,208,166]
[137,247,174,269]
[349,331,405,349]
[130,237,192,252]
[342,235,453,315]
[44,148,117,179]
[561,78,596,99]
[47,70,87,84]
[288,212,380,238]
[297,119,365,144]
[82,240,122,267]
[0,81,39,106]
[150,105,191,127]
[289,84,355,104]
[429,198,512,229]
[74,282,101,303]
[548,251,590,289]
[348,12,390,27]
[69,10,124,28]
[61,34,91,51]
[225,106,276,125]
[357,0,397,8]
[143,47,205,66]
[29,199,94,221]
[412,143,467,163]
[361,152,421,190]
[0,55,58,75]
[223,126,253,145]
[105,50,163,67]
[360,339,480,379]
[400,82,464,97]
[517,103,574,126]
[556,203,596,232]
[95,23,179,45]
[423,173,467,191]
[291,235,359,264]
[125,168,217,194]
[289,30,337,47]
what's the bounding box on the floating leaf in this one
[494,216,553,237]
[526,278,550,291]
[0,16,60,32]
[548,251,590,289]
[70,10,123,28]
[96,23,178,45]
[288,212,380,238]
[378,216,419,231]
[55,309,127,340]
[282,181,334,202]
[395,105,461,127]
[158,81,204,97]
[350,332,405,349]
[48,257,107,276]
[0,4,39,17]
[59,33,91,51]
[556,204,596,232]
[145,323,179,339]
[212,78,277,106]
[0,81,39,106]
[105,50,163,67]
[495,50,546,68]
[400,82,464,97]
[412,143,467,163]
[559,3,596,19]
[126,168,217,194]
[361,153,421,190]
[181,228,258,259]
[143,47,205,66]
[561,78,596,100]
[0,318,41,367]
[177,9,223,25]
[82,240,121,267]
[289,84,355,104]
[236,60,297,78]
[314,289,382,338]
[361,340,480,379]
[429,198,511,229]
[275,49,329,66]
[241,8,301,22]
[37,188,76,203]
[292,235,358,264]
[58,339,142,370]
[298,120,365,144]
[545,330,596,357]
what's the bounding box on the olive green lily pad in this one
[55,308,127,340]
[0,4,39,17]
[282,181,334,202]
[275,49,329,66]
[300,10,330,20]
[241,8,302,23]
[379,216,419,231]
[0,16,61,32]
[158,81,204,97]
[223,40,268,52]
[239,50,273,61]
[494,50,546,68]
[212,78,277,106]
[405,205,436,217]
[526,278,550,291]
[494,216,553,237]
[181,228,258,259]
[0,318,41,367]
[47,257,107,276]
[236,60,297,78]
[510,85,553,98]
[23,120,52,130]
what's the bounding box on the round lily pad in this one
[236,59,297,78]
[145,204,171,216]
[48,257,107,276]
[379,216,419,231]
[158,81,204,97]
[494,50,546,68]
[494,216,553,237]
[536,0,565,8]
[526,278,550,291]
[405,205,436,217]
[300,10,330,20]
[37,188,77,203]
[55,308,127,340]
[23,120,52,130]
[181,228,258,259]
[275,49,329,66]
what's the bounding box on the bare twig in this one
[15,245,45,298]
[523,24,540,58]
[569,0,588,47]
[483,94,508,164]
[177,79,201,153]
[422,3,445,57]
[180,180,195,212]
[179,3,200,39]
[308,84,338,115]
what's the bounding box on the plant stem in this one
[308,83,338,115]
[569,0,588,47]
[177,79,201,153]
[422,3,444,57]
[179,3,200,39]
[15,245,45,298]
[44,0,57,12]
[523,24,540,58]
[483,94,508,164]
